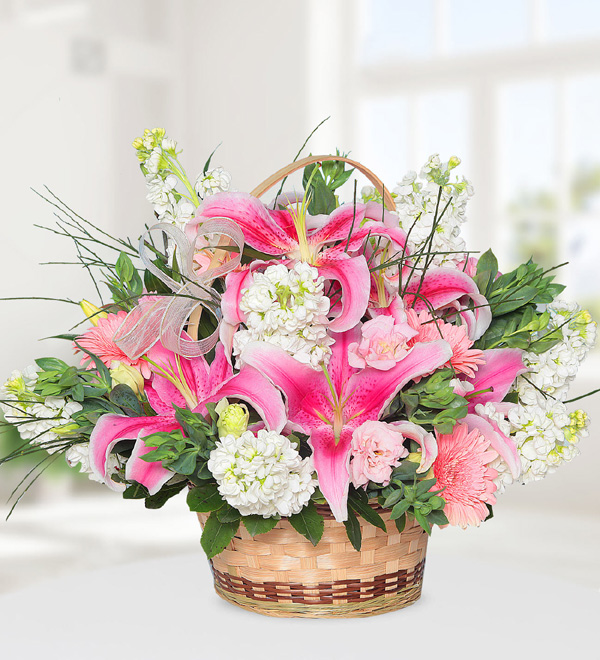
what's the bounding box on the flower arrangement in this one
[1,128,597,615]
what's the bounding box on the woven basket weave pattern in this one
[197,504,428,618]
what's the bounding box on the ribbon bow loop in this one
[114,218,244,360]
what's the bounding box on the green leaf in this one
[167,450,198,476]
[242,515,279,537]
[144,481,187,509]
[348,493,387,531]
[390,499,410,520]
[288,501,324,546]
[414,509,432,535]
[186,483,224,512]
[216,504,242,523]
[382,488,403,509]
[109,384,143,416]
[116,252,135,283]
[426,509,449,526]
[415,478,437,498]
[35,357,69,372]
[123,483,149,499]
[394,513,406,533]
[343,507,362,551]
[200,511,239,559]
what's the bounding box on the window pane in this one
[499,79,558,267]
[358,0,434,63]
[356,96,409,189]
[568,74,600,212]
[566,74,600,319]
[416,90,470,167]
[448,0,529,53]
[546,0,600,41]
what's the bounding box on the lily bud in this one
[80,300,107,327]
[216,401,250,439]
[110,361,144,395]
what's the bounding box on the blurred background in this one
[0,0,599,594]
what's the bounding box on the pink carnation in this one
[349,421,409,487]
[432,423,498,528]
[76,311,151,378]
[348,315,418,370]
[408,311,485,377]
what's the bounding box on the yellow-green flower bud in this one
[217,402,249,439]
[80,300,107,326]
[448,155,461,170]
[110,361,144,395]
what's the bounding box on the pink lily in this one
[457,348,528,479]
[464,413,521,479]
[241,329,452,521]
[402,266,492,340]
[89,343,286,494]
[462,348,527,413]
[192,193,409,333]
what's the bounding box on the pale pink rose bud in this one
[348,315,418,370]
[349,420,409,488]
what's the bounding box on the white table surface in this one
[0,550,597,660]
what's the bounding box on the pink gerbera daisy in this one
[432,423,498,528]
[408,310,485,377]
[76,311,151,378]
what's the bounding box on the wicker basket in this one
[196,504,428,618]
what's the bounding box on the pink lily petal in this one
[308,203,367,249]
[328,327,361,394]
[464,413,521,479]
[390,421,438,473]
[200,365,287,433]
[238,342,318,431]
[457,293,493,342]
[344,340,454,423]
[403,267,480,310]
[464,348,527,412]
[366,201,400,227]
[126,433,176,495]
[221,269,252,326]
[310,425,353,522]
[146,340,213,405]
[89,414,178,491]
[206,343,233,393]
[195,192,297,255]
[316,252,371,332]
[145,385,177,418]
[403,267,492,340]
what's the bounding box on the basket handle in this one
[250,154,396,211]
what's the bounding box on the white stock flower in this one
[145,174,177,214]
[18,397,83,450]
[392,155,473,267]
[208,429,317,518]
[516,301,597,404]
[233,261,334,369]
[195,167,232,198]
[65,443,120,484]
[158,200,196,232]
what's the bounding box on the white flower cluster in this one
[478,300,596,490]
[134,128,231,230]
[516,301,597,404]
[392,154,473,267]
[208,429,317,518]
[195,166,231,199]
[0,367,82,451]
[64,442,120,484]
[233,262,334,369]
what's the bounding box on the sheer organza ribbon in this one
[114,218,244,360]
